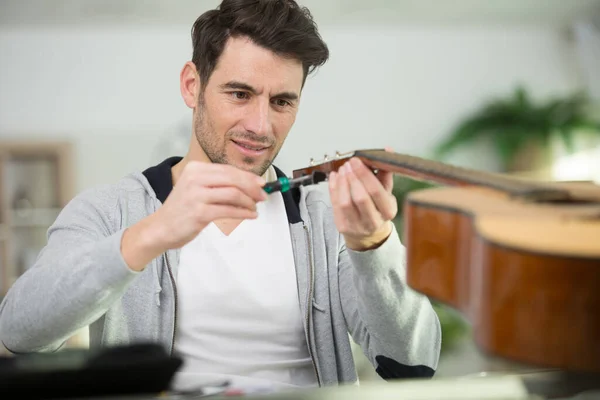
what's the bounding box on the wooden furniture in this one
[0,140,93,352]
[293,149,600,375]
[0,140,74,296]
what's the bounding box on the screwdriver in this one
[263,171,328,194]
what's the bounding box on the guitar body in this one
[404,185,600,374]
[293,149,600,374]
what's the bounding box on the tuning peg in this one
[309,157,315,166]
[323,154,329,161]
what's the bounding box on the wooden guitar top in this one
[407,186,600,259]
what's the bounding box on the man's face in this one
[191,36,303,176]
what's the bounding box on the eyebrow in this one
[220,80,299,101]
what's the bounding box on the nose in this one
[242,97,273,138]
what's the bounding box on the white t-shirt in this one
[171,167,318,393]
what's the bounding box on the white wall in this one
[0,23,583,194]
[574,19,600,100]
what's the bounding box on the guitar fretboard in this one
[355,149,571,202]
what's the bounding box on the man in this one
[0,0,441,393]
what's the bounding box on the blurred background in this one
[1,0,599,383]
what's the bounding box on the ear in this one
[180,61,200,109]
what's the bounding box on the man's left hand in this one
[328,152,398,251]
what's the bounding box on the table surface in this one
[68,371,600,400]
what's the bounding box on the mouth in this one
[231,139,270,156]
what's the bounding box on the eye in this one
[273,99,290,107]
[231,91,249,100]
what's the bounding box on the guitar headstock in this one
[291,149,388,179]
[291,150,357,179]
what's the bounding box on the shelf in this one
[10,208,62,228]
[0,140,74,300]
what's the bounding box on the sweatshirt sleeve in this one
[0,186,141,353]
[338,222,442,379]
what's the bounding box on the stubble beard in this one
[193,100,279,177]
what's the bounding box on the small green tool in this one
[263,171,327,194]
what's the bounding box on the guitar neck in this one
[354,149,570,202]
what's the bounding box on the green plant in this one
[433,86,600,171]
[432,302,470,353]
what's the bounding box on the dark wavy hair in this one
[191,0,329,91]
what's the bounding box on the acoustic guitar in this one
[292,149,600,375]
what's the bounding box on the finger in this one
[378,170,394,193]
[189,163,267,202]
[200,187,259,212]
[328,171,342,210]
[349,158,396,218]
[330,165,360,227]
[328,170,338,202]
[345,162,380,230]
[380,147,395,191]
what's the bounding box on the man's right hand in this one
[120,161,268,271]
